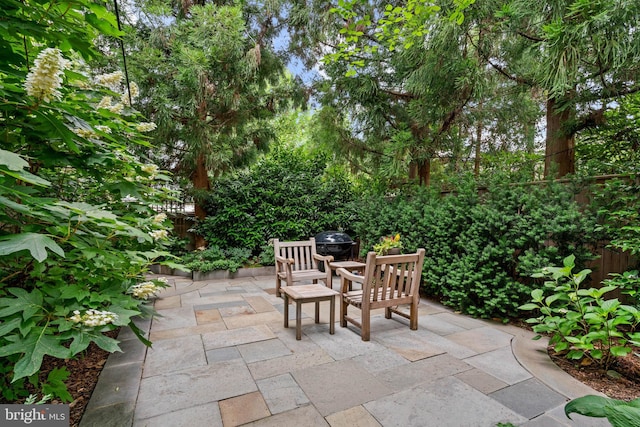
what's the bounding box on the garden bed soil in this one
[17,330,118,427]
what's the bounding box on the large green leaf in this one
[0,328,72,381]
[90,332,121,353]
[0,317,22,337]
[108,305,142,327]
[1,168,51,187]
[68,330,91,355]
[565,395,611,418]
[0,232,65,262]
[0,148,28,171]
[0,195,33,214]
[31,110,79,154]
[565,395,640,426]
[0,288,43,319]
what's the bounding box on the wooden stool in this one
[281,284,339,340]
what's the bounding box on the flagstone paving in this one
[80,274,610,427]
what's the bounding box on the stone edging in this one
[150,264,276,281]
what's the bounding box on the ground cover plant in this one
[0,0,177,402]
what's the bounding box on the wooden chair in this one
[274,238,334,297]
[336,248,426,341]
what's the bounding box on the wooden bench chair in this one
[336,248,426,341]
[274,238,334,297]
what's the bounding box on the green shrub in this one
[352,173,599,319]
[198,147,357,254]
[0,0,181,400]
[182,246,252,272]
[590,178,640,304]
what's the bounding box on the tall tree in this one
[321,0,640,179]
[301,0,540,185]
[479,0,640,177]
[126,2,304,246]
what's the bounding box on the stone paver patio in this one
[80,274,610,427]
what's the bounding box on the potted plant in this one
[373,234,403,255]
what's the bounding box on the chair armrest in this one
[336,268,364,293]
[275,255,294,266]
[314,253,334,263]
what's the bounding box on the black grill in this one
[315,231,355,261]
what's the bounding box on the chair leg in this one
[329,296,335,334]
[283,293,289,328]
[295,301,302,340]
[340,298,348,327]
[385,307,392,319]
[361,305,370,341]
[409,302,418,330]
[276,276,281,297]
[315,301,320,323]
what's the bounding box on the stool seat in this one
[281,284,339,340]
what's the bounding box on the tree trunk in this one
[544,97,575,178]
[192,153,210,248]
[474,103,482,177]
[419,159,431,186]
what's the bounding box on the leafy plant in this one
[41,368,73,403]
[373,234,403,255]
[182,246,252,272]
[352,173,598,319]
[0,0,181,402]
[520,255,640,370]
[198,146,357,254]
[565,395,640,427]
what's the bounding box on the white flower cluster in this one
[73,128,98,139]
[70,309,118,327]
[149,229,169,240]
[130,281,160,299]
[95,125,111,134]
[121,82,140,106]
[136,122,157,132]
[121,194,137,203]
[141,164,159,178]
[95,70,124,92]
[153,213,167,224]
[108,102,124,115]
[95,72,139,110]
[97,96,113,109]
[24,48,69,103]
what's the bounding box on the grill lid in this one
[314,231,353,244]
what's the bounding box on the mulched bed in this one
[550,349,640,401]
[16,330,119,427]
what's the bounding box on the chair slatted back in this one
[274,238,318,271]
[362,250,425,302]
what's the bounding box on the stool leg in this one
[329,296,335,334]
[315,301,320,323]
[283,293,289,328]
[296,301,302,340]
